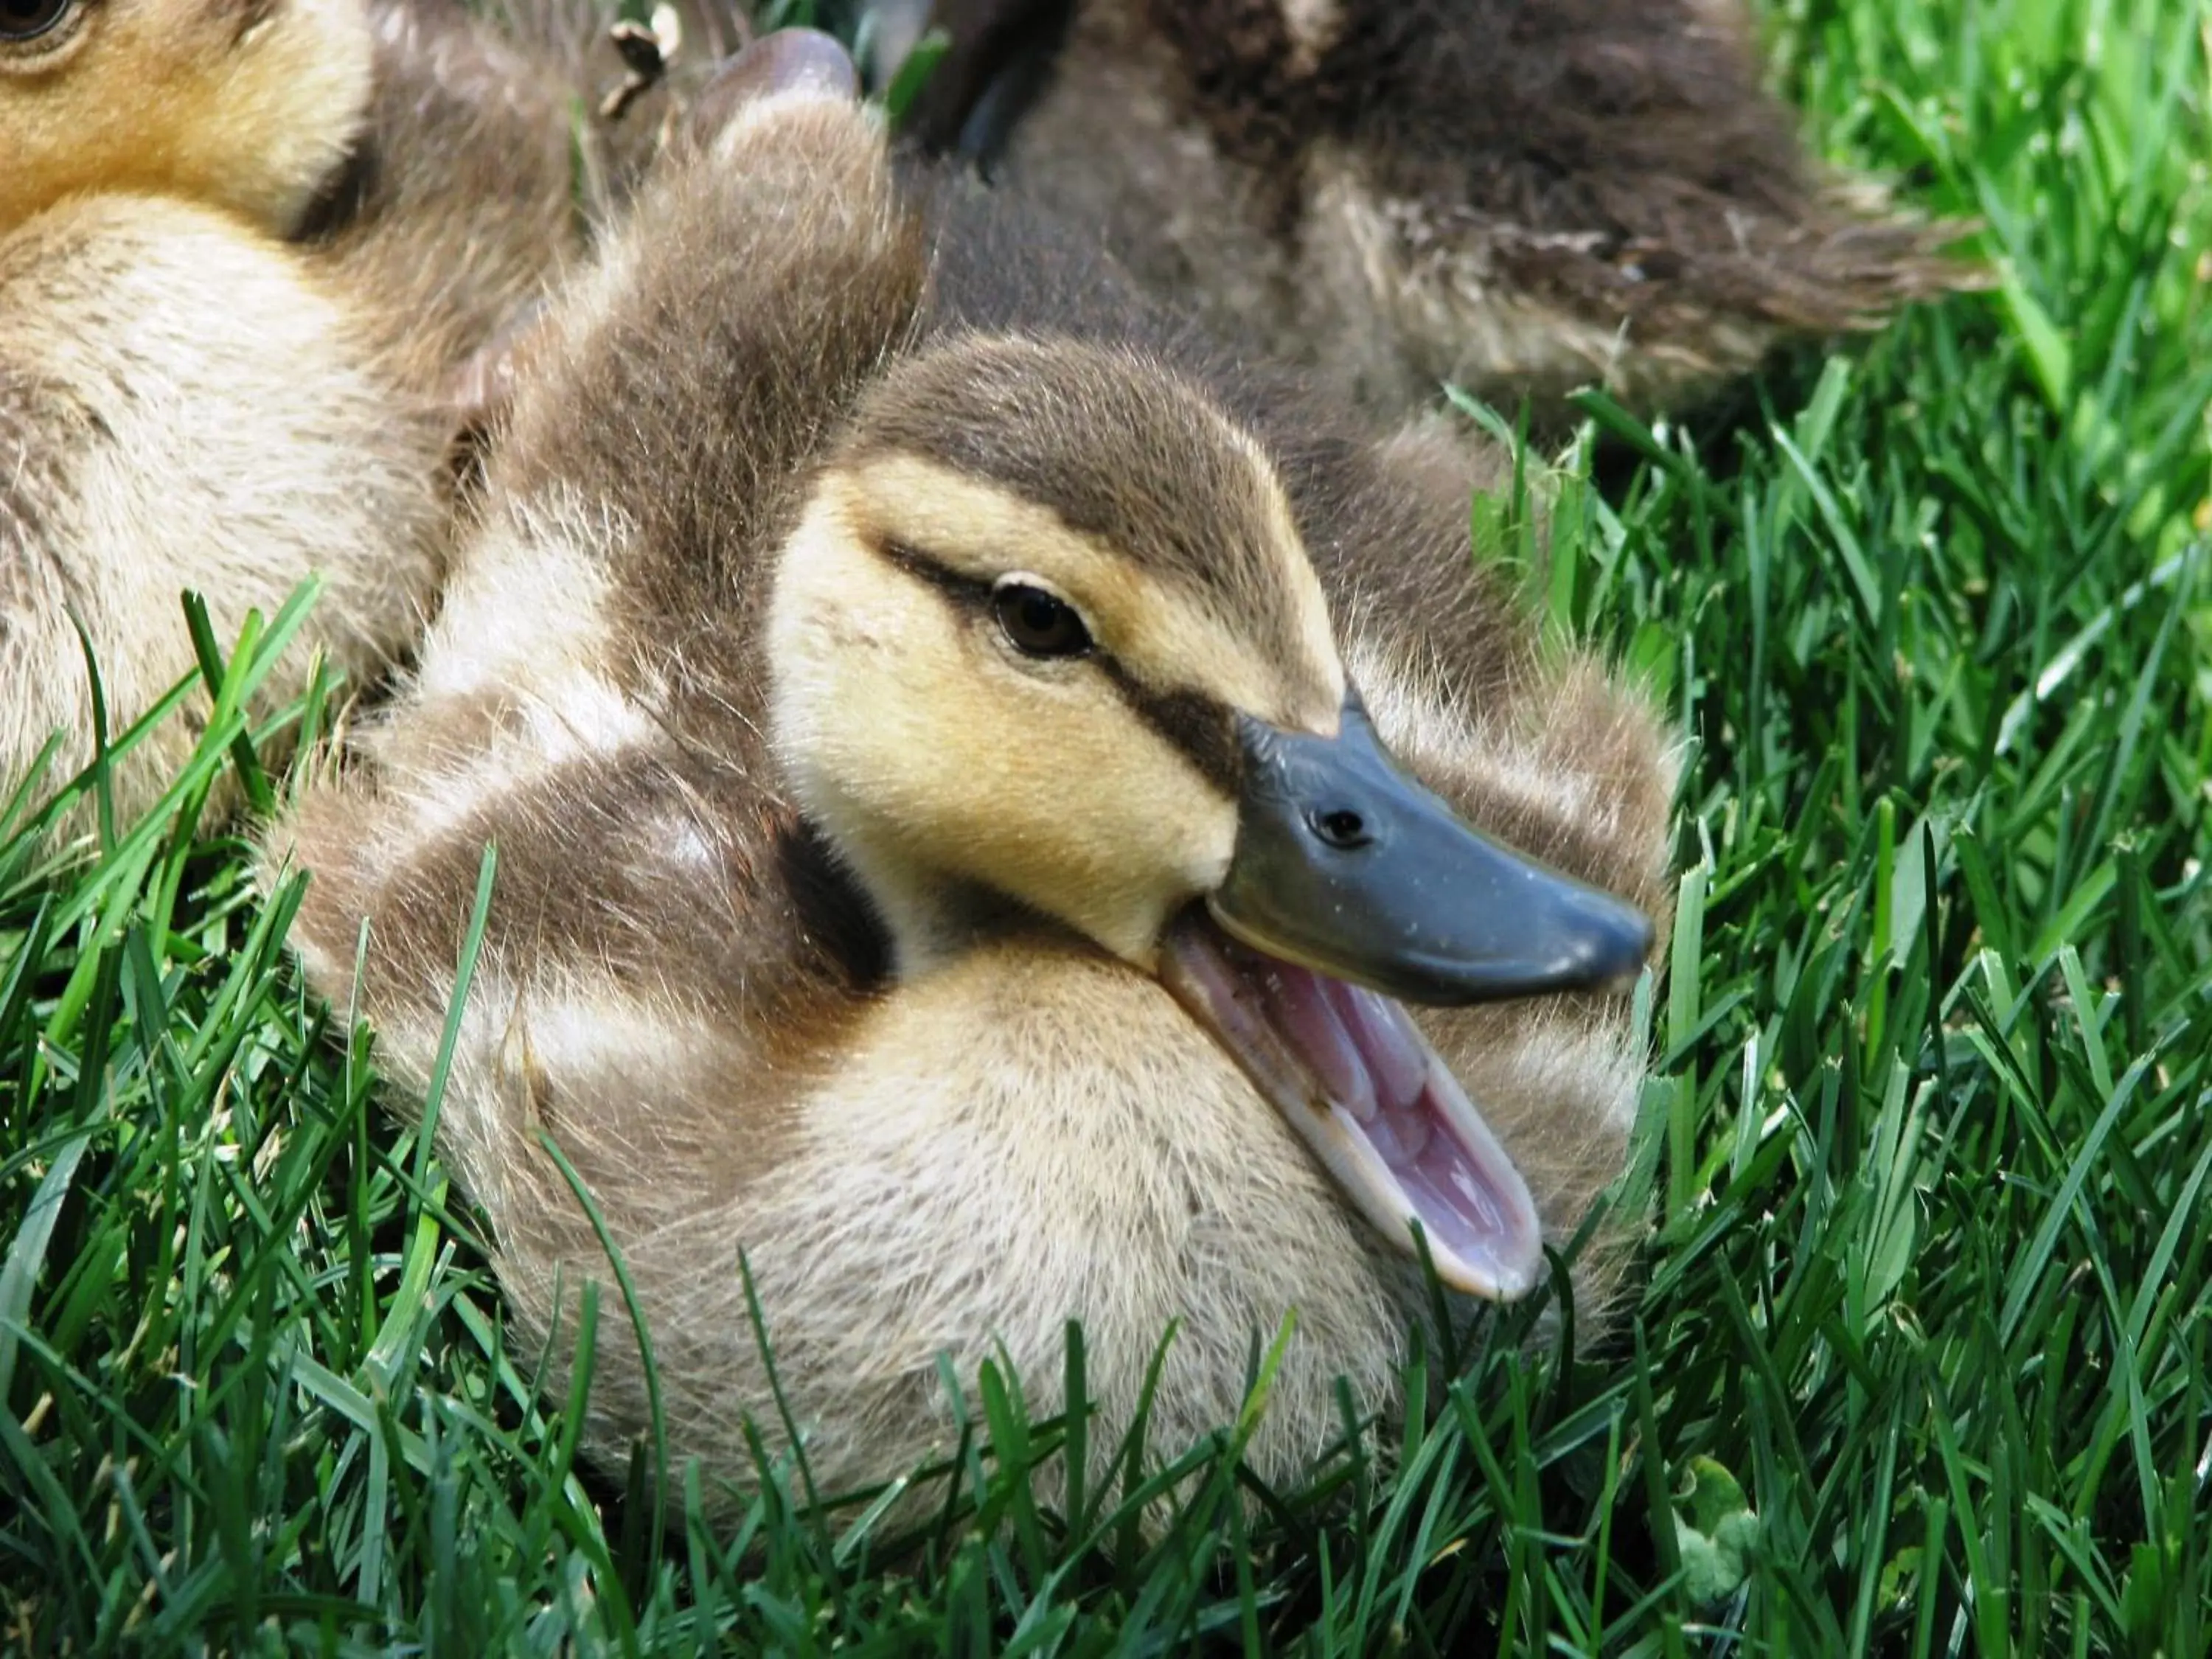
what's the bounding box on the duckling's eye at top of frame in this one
[0,0,74,44]
[991,578,1093,660]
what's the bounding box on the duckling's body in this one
[0,0,585,824]
[277,47,1677,1514]
[894,0,1976,417]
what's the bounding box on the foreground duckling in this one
[0,0,583,827]
[884,0,1978,417]
[274,32,1677,1514]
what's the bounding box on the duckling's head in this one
[0,0,372,237]
[770,333,1655,1301]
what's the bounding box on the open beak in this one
[1159,698,1655,1301]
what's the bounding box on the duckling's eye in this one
[1310,807,1371,850]
[992,580,1092,659]
[0,0,72,41]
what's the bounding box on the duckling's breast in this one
[507,935,1422,1509]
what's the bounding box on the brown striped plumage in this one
[273,41,1679,1525]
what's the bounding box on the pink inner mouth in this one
[1161,911,1545,1299]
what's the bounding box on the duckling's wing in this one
[278,64,925,1223]
[274,83,958,1518]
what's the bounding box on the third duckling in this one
[889,0,1980,419]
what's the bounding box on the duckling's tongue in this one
[1160,911,1545,1301]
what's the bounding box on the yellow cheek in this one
[0,0,372,237]
[912,671,1238,959]
[779,608,1234,957]
[769,493,1242,961]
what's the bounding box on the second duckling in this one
[275,32,1678,1519]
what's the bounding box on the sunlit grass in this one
[3,0,2208,1649]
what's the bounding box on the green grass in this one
[5,0,2211,1649]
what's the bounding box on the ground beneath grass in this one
[4,0,2210,1651]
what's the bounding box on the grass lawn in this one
[4,0,2211,1649]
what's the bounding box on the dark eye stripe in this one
[1096,669,1242,796]
[867,535,1241,796]
[873,537,993,608]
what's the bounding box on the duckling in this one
[883,0,1980,419]
[273,30,1678,1518]
[0,0,587,827]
